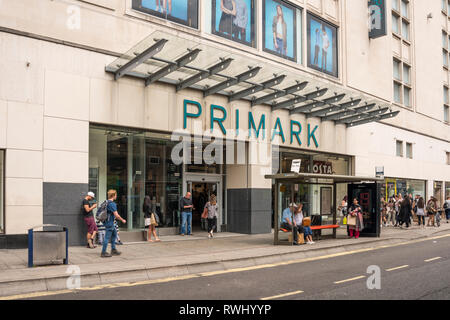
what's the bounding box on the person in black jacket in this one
[398,195,412,228]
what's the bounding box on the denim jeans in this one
[180,211,192,235]
[276,38,286,56]
[102,226,117,254]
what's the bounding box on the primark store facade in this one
[0,0,449,247]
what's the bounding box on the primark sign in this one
[368,0,387,39]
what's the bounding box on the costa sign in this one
[312,161,333,174]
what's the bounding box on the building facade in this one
[0,0,449,247]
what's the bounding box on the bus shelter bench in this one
[279,225,340,242]
[310,225,340,240]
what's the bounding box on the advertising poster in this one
[132,0,199,28]
[212,0,255,47]
[263,0,297,61]
[307,13,338,77]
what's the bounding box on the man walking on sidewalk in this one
[180,192,194,236]
[101,189,127,258]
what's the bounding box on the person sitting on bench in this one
[281,203,300,245]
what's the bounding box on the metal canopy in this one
[105,31,400,128]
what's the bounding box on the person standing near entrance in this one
[82,191,98,249]
[180,192,194,236]
[101,190,126,258]
[144,195,160,242]
[348,198,364,239]
[204,195,219,239]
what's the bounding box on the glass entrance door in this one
[184,174,222,232]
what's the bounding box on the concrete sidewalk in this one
[1,223,450,298]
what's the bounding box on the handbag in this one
[201,207,208,219]
[144,217,151,227]
[150,213,158,226]
[297,232,305,245]
[347,214,357,226]
[343,216,347,225]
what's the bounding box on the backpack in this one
[96,200,110,223]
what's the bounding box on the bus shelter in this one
[265,172,384,245]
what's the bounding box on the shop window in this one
[131,0,199,29]
[396,140,403,157]
[262,0,302,63]
[89,127,184,230]
[0,150,3,234]
[278,149,351,176]
[210,0,256,48]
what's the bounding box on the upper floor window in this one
[396,140,404,157]
[406,142,413,159]
[132,0,199,29]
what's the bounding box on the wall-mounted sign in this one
[312,161,332,174]
[290,159,302,173]
[368,0,387,39]
[375,166,384,178]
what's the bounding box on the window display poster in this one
[132,0,199,28]
[263,0,297,61]
[212,0,255,47]
[307,13,338,77]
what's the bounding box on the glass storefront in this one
[0,150,4,233]
[89,126,183,231]
[272,149,352,227]
[89,126,226,232]
[434,181,444,207]
[382,178,426,201]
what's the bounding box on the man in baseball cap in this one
[82,191,98,248]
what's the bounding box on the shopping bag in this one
[150,213,158,226]
[297,233,305,245]
[347,215,357,226]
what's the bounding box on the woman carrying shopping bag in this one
[143,196,161,242]
[348,198,364,239]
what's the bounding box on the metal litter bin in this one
[28,224,68,268]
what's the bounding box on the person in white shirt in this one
[321,25,330,71]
